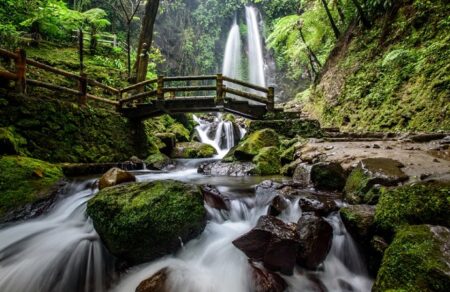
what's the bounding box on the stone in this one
[233,129,279,161]
[170,142,217,159]
[249,261,287,292]
[98,167,136,190]
[373,225,450,292]
[136,268,170,292]
[268,195,289,216]
[198,161,256,176]
[296,212,333,270]
[281,158,303,177]
[340,205,375,245]
[87,180,206,264]
[298,194,338,216]
[292,163,311,185]
[344,158,409,204]
[374,182,450,236]
[145,153,174,170]
[200,185,230,211]
[232,215,300,275]
[251,146,281,175]
[310,162,347,192]
[248,119,322,138]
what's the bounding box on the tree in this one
[331,0,346,25]
[350,0,371,28]
[297,20,322,78]
[320,0,340,39]
[135,0,160,83]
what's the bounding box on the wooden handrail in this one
[87,78,120,94]
[0,48,18,59]
[27,59,81,81]
[121,78,157,93]
[0,71,17,80]
[27,79,81,96]
[87,93,119,105]
[120,90,157,104]
[164,85,216,92]
[224,87,268,104]
[163,75,216,82]
[223,76,269,93]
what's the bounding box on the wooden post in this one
[15,48,27,94]
[78,29,84,73]
[267,87,275,111]
[216,74,224,105]
[157,75,164,100]
[78,73,88,105]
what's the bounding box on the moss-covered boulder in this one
[234,129,279,161]
[248,119,322,138]
[373,225,450,292]
[344,158,408,204]
[374,182,450,236]
[145,152,173,170]
[0,127,27,155]
[170,142,217,159]
[310,162,347,192]
[0,156,64,220]
[87,180,206,264]
[251,146,281,175]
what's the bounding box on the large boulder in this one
[296,212,333,270]
[232,215,300,275]
[0,156,64,221]
[200,185,230,211]
[145,153,174,170]
[248,119,322,138]
[310,162,347,192]
[373,225,450,292]
[198,161,256,176]
[298,194,339,216]
[98,167,136,190]
[249,261,287,292]
[87,180,206,264]
[233,129,279,161]
[171,142,217,159]
[340,205,375,245]
[374,182,450,236]
[344,158,408,204]
[0,127,27,155]
[251,146,281,175]
[267,195,289,216]
[136,268,170,292]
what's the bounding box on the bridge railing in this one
[0,48,120,106]
[119,74,275,111]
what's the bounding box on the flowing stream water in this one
[245,6,266,88]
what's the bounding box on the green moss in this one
[234,129,280,161]
[248,119,323,138]
[87,180,206,264]
[171,142,216,158]
[373,225,450,292]
[145,152,172,169]
[0,156,63,218]
[374,183,450,236]
[0,126,27,155]
[251,146,281,175]
[344,168,372,203]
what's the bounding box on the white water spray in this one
[245,6,266,87]
[222,18,242,81]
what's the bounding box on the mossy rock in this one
[145,152,173,170]
[170,142,217,159]
[310,162,347,192]
[168,123,191,142]
[373,225,450,292]
[0,156,64,219]
[234,129,279,161]
[344,158,408,204]
[0,127,27,155]
[251,146,281,175]
[374,182,450,236]
[87,180,207,264]
[248,119,322,138]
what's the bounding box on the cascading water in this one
[222,18,242,81]
[245,6,266,88]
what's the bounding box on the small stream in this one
[0,114,373,291]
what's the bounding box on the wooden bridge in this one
[0,48,276,120]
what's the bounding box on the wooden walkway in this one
[0,48,275,119]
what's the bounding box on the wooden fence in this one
[0,48,275,111]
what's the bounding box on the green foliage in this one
[171,142,217,159]
[0,156,63,219]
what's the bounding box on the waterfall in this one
[222,18,242,81]
[245,6,266,87]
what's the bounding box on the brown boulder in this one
[298,194,339,216]
[200,185,230,211]
[310,162,347,192]
[136,268,170,292]
[249,260,287,292]
[296,212,333,270]
[232,215,300,275]
[98,167,136,190]
[267,195,289,216]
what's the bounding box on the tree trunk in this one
[134,0,160,83]
[126,25,131,78]
[350,0,371,28]
[334,0,346,25]
[299,27,322,70]
[320,0,340,39]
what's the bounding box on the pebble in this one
[325,145,334,150]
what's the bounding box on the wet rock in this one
[232,215,300,275]
[87,180,206,264]
[281,158,303,177]
[200,185,230,211]
[298,194,339,216]
[344,158,408,204]
[248,119,322,138]
[233,129,279,161]
[310,162,347,192]
[292,163,311,185]
[121,156,145,170]
[249,260,287,292]
[296,212,333,270]
[171,142,217,159]
[268,195,289,216]
[145,153,174,170]
[373,225,450,292]
[409,133,446,143]
[136,267,170,292]
[156,133,176,156]
[251,146,281,175]
[340,205,375,245]
[198,161,256,176]
[98,167,136,190]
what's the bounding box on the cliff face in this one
[306,0,450,132]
